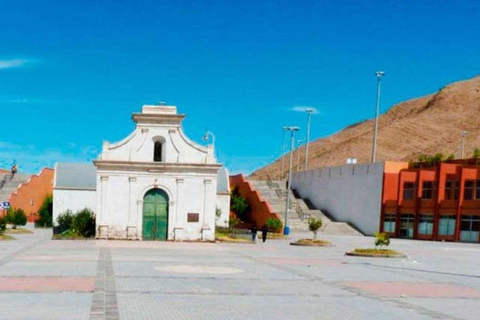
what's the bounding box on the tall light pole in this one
[296,139,303,171]
[371,71,385,163]
[284,126,299,235]
[280,127,287,180]
[304,108,314,170]
[461,131,468,159]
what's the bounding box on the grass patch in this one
[5,228,33,234]
[291,239,332,246]
[346,248,406,258]
[0,234,15,241]
[52,229,93,240]
[268,232,287,239]
[215,229,252,243]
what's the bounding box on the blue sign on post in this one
[1,202,10,209]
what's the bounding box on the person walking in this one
[251,226,257,243]
[261,225,268,243]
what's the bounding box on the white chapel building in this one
[53,104,230,241]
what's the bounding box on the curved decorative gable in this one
[98,105,216,164]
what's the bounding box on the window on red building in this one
[421,181,435,199]
[383,214,396,233]
[476,181,480,200]
[438,215,456,236]
[460,215,480,242]
[403,182,415,200]
[445,181,459,200]
[464,180,475,200]
[418,215,433,235]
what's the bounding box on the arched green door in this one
[142,189,169,240]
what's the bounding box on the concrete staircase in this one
[247,179,362,236]
[0,173,30,203]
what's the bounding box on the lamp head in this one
[375,71,385,78]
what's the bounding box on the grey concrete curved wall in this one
[291,163,384,236]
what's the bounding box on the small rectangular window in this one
[460,215,480,242]
[476,181,480,200]
[422,181,435,199]
[418,214,433,235]
[403,182,415,200]
[445,181,459,200]
[438,215,456,236]
[383,214,396,233]
[464,180,474,200]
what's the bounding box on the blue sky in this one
[1,0,480,174]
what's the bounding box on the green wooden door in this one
[142,189,169,240]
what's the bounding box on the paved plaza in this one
[1,226,480,319]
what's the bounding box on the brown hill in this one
[251,75,480,180]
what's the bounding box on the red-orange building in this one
[381,160,480,242]
[8,168,54,222]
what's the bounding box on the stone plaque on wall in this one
[187,213,199,223]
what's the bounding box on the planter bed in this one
[345,248,406,258]
[290,239,333,247]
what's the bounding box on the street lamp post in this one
[461,131,468,159]
[280,127,287,180]
[304,109,314,170]
[296,139,303,171]
[284,126,300,235]
[371,71,385,163]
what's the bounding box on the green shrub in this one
[308,218,323,240]
[5,208,15,226]
[57,210,75,231]
[266,218,283,233]
[0,216,6,235]
[6,208,27,229]
[374,232,390,249]
[37,194,53,227]
[229,216,239,237]
[73,208,95,237]
[230,188,249,221]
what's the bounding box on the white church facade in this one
[53,104,230,241]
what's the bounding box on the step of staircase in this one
[0,173,31,202]
[246,178,362,236]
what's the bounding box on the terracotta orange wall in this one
[8,168,54,222]
[229,174,283,231]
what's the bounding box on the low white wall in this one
[291,163,384,235]
[53,188,96,226]
[216,193,230,227]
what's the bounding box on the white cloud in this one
[291,106,319,114]
[0,59,28,70]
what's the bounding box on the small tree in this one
[230,188,249,221]
[73,208,95,237]
[308,218,322,240]
[374,232,390,249]
[9,209,27,229]
[37,194,53,227]
[229,216,239,237]
[266,218,283,233]
[474,148,480,164]
[57,210,75,231]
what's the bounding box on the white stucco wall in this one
[216,193,230,227]
[291,163,384,235]
[94,104,221,241]
[53,189,96,226]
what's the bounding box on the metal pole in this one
[371,71,384,163]
[305,110,312,170]
[280,128,286,180]
[285,130,295,232]
[461,131,468,159]
[296,140,302,171]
